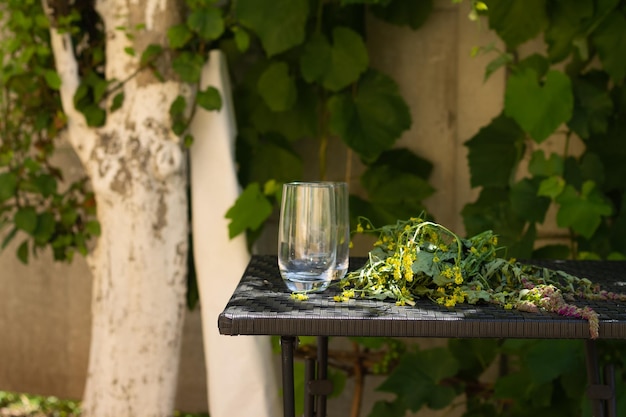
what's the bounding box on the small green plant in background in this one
[0,390,211,417]
[0,391,81,417]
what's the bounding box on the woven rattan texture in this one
[218,256,626,339]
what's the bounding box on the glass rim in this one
[284,181,348,188]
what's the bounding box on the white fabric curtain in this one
[189,49,281,417]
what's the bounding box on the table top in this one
[218,255,626,340]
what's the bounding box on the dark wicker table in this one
[218,256,626,417]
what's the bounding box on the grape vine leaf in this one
[485,0,548,49]
[225,182,273,238]
[568,73,614,139]
[328,70,411,162]
[544,0,594,63]
[257,62,297,112]
[504,68,573,143]
[555,181,613,238]
[510,178,550,223]
[377,348,459,411]
[591,11,626,83]
[187,7,224,41]
[465,113,526,188]
[235,0,308,57]
[299,27,368,92]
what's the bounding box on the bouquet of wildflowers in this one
[337,216,626,339]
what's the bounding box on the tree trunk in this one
[46,1,189,416]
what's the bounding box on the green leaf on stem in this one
[167,24,193,49]
[197,86,222,111]
[14,207,37,234]
[485,0,548,49]
[328,70,410,162]
[257,62,297,111]
[187,7,224,41]
[591,12,626,83]
[172,52,204,83]
[235,0,308,57]
[465,113,525,188]
[505,68,573,143]
[555,181,612,238]
[225,182,273,238]
[0,172,17,202]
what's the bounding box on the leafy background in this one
[2,0,626,416]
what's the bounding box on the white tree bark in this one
[46,1,189,416]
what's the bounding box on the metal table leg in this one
[316,336,329,417]
[281,336,296,417]
[584,340,616,417]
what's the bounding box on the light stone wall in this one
[0,1,512,415]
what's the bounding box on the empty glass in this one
[332,182,350,280]
[278,182,337,292]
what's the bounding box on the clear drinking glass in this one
[278,182,337,292]
[332,182,350,280]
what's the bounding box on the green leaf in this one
[34,174,57,197]
[537,175,565,199]
[172,52,204,83]
[585,119,626,191]
[485,0,548,49]
[34,212,55,244]
[196,86,222,111]
[525,340,582,384]
[369,400,406,417]
[484,52,514,81]
[464,113,525,188]
[246,137,303,185]
[187,7,224,41]
[377,348,459,411]
[82,104,106,127]
[110,92,124,112]
[528,150,564,177]
[504,68,573,143]
[361,165,434,210]
[43,69,61,90]
[322,27,369,92]
[1,226,18,250]
[328,70,411,162]
[299,33,332,83]
[568,73,613,139]
[299,27,368,91]
[249,86,319,141]
[17,240,29,264]
[232,26,250,52]
[235,0,309,57]
[0,172,18,202]
[257,62,297,111]
[371,0,433,30]
[510,178,550,223]
[462,187,529,258]
[167,24,193,49]
[85,220,101,236]
[140,44,163,65]
[225,182,274,238]
[591,12,626,82]
[14,207,38,234]
[544,0,594,63]
[170,95,187,117]
[555,181,613,238]
[448,339,498,375]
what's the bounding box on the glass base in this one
[281,271,332,293]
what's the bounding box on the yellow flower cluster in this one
[436,286,467,308]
